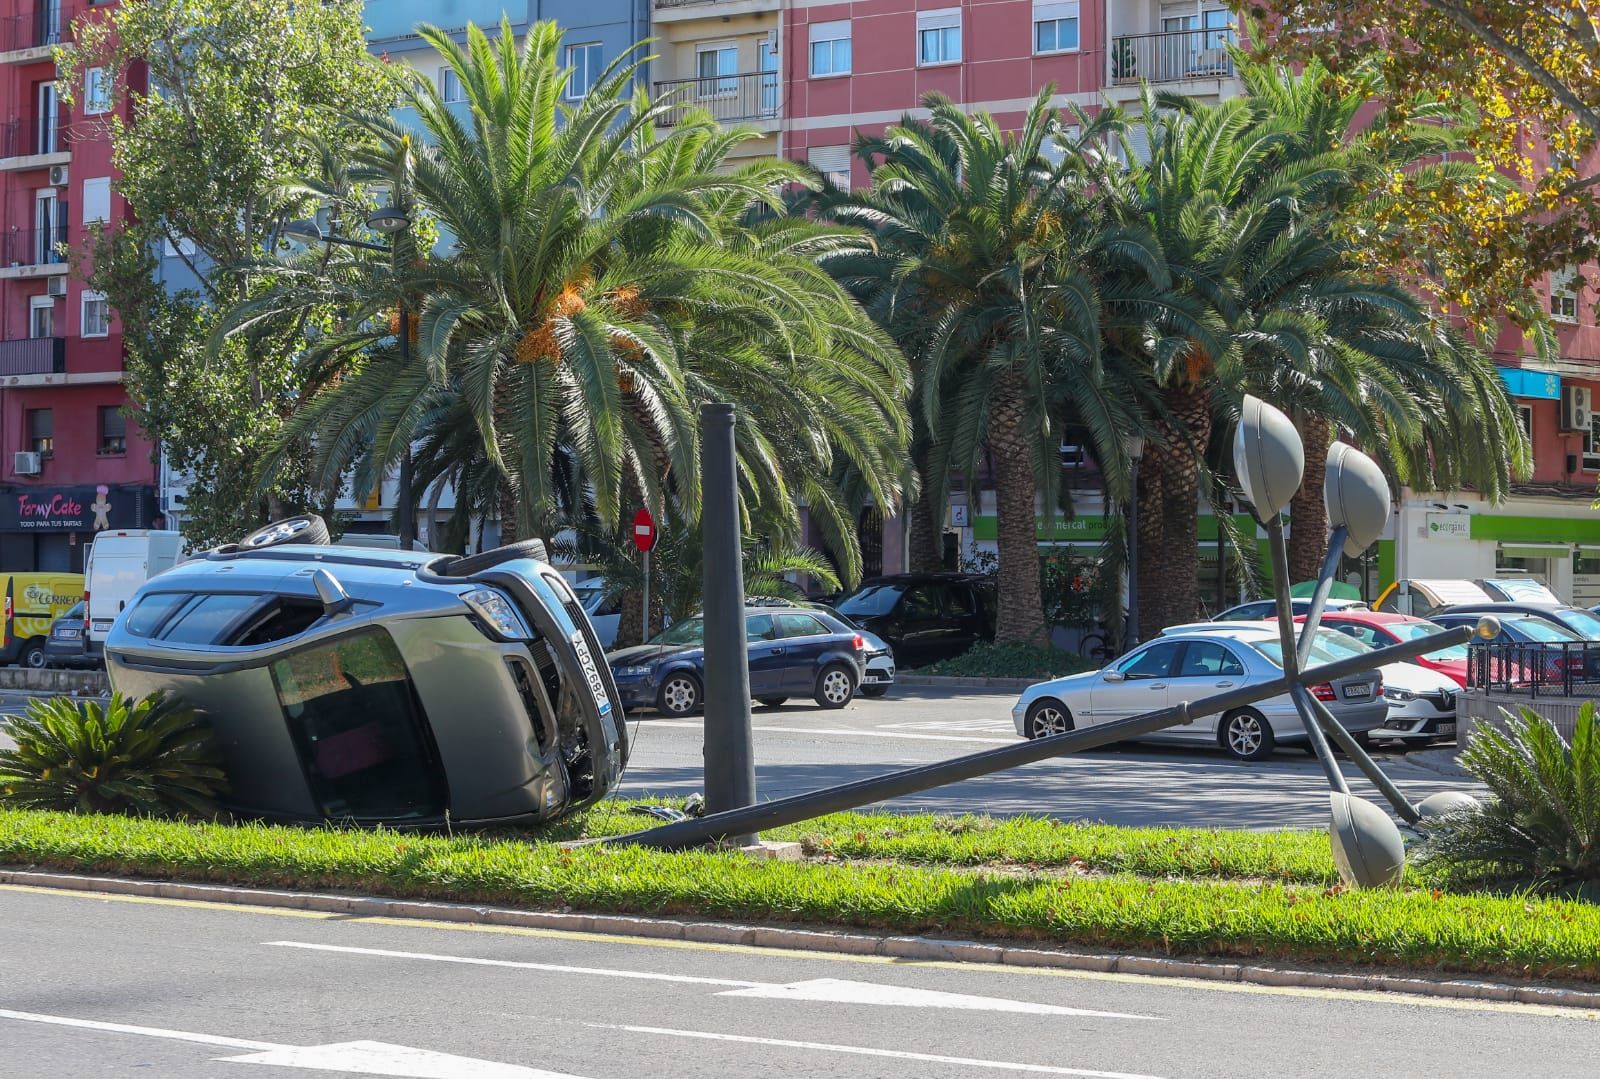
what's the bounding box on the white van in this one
[85,530,187,659]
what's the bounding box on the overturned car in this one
[104,517,627,827]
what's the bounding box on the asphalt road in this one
[615,686,1476,830]
[3,885,1595,1078]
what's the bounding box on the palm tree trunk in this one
[1287,411,1332,584]
[1134,453,1166,644]
[988,369,1047,645]
[908,442,945,573]
[1141,384,1212,633]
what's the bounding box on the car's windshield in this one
[1509,616,1582,642]
[1312,628,1370,655]
[1250,635,1350,668]
[1555,608,1600,640]
[838,584,904,617]
[650,617,704,646]
[1383,620,1469,660]
[62,601,83,619]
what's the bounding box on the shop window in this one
[98,405,126,455]
[1516,403,1533,443]
[27,408,53,457]
[1585,412,1600,471]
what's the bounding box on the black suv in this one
[835,573,996,668]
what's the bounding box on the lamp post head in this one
[1323,442,1391,556]
[1232,395,1303,521]
[366,205,411,235]
[281,219,325,244]
[1122,433,1146,462]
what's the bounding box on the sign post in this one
[632,507,657,639]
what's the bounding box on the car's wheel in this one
[438,538,549,577]
[1025,698,1073,738]
[1219,708,1275,762]
[757,697,788,708]
[859,684,889,699]
[239,514,329,550]
[813,663,855,709]
[21,639,46,670]
[656,671,702,717]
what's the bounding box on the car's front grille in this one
[1430,691,1456,712]
[505,657,553,751]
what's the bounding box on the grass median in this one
[3,804,1596,983]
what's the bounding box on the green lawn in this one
[3,804,1597,983]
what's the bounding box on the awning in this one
[1499,543,1572,559]
[1290,579,1361,600]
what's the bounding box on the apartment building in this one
[649,0,780,160]
[0,1,157,573]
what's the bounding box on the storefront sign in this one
[1497,366,1561,400]
[1425,513,1471,539]
[0,485,158,532]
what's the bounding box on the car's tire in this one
[757,697,788,708]
[813,663,855,709]
[1349,730,1373,751]
[859,684,890,699]
[21,639,46,670]
[657,671,703,717]
[438,538,549,578]
[1024,697,1074,738]
[239,514,330,550]
[1219,708,1275,762]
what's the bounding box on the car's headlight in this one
[463,587,533,639]
[1384,688,1415,702]
[615,665,654,678]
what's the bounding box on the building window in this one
[438,68,463,104]
[1516,402,1534,443]
[1034,2,1080,54]
[917,9,962,66]
[82,177,111,225]
[36,81,58,154]
[1551,266,1581,323]
[98,406,127,455]
[85,67,111,115]
[29,296,54,339]
[564,43,603,100]
[696,44,738,96]
[82,291,110,337]
[808,145,851,192]
[1586,412,1600,472]
[27,408,53,457]
[809,20,851,77]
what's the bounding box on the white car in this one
[1306,624,1459,744]
[1012,625,1387,761]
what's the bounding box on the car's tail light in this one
[852,634,865,651]
[1310,683,1337,702]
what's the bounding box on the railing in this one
[0,3,74,53]
[1467,640,1600,698]
[0,107,70,157]
[1111,28,1237,85]
[654,71,779,126]
[3,221,69,268]
[0,336,65,376]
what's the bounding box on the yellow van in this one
[2,573,84,669]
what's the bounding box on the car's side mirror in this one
[1101,670,1126,683]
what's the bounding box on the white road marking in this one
[587,1023,1165,1077]
[649,719,1015,744]
[265,942,1154,1020]
[0,1009,576,1078]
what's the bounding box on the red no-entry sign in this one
[632,507,658,553]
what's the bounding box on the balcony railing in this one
[0,336,65,376]
[1111,28,1237,86]
[3,221,69,268]
[0,107,70,157]
[1,3,74,53]
[654,71,779,127]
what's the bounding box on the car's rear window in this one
[123,592,191,638]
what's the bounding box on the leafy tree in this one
[59,0,398,548]
[1237,0,1600,337]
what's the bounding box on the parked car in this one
[86,530,187,664]
[1211,597,1367,622]
[42,601,96,669]
[1304,611,1471,687]
[1429,609,1592,683]
[1479,577,1562,604]
[1012,625,1387,761]
[1373,578,1495,618]
[104,517,627,827]
[574,580,622,649]
[835,573,995,668]
[0,572,83,669]
[607,607,868,716]
[1305,626,1459,744]
[1434,601,1600,643]
[748,596,896,697]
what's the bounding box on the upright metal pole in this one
[1125,458,1139,650]
[700,402,756,842]
[641,548,651,641]
[1265,515,1348,794]
[1295,525,1348,667]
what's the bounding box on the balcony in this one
[654,71,779,127]
[654,0,778,12]
[0,107,71,166]
[0,3,74,58]
[2,222,69,271]
[0,336,65,376]
[1111,28,1237,86]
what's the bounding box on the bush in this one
[920,641,1095,680]
[0,693,228,819]
[1418,702,1600,890]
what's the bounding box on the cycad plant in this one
[0,693,228,819]
[1419,704,1600,890]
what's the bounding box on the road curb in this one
[5,867,1597,1011]
[896,675,1038,690]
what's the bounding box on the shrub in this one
[0,693,228,819]
[1418,702,1600,890]
[920,641,1095,680]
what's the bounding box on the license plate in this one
[1439,722,1456,738]
[54,629,80,639]
[569,631,613,717]
[1342,683,1372,698]
[864,674,892,684]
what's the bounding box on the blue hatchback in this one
[607,607,867,716]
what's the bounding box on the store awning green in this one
[1289,579,1361,600]
[1499,544,1571,559]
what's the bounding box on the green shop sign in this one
[969,513,1255,543]
[1468,514,1600,545]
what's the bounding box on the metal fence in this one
[2,221,69,268]
[1467,640,1600,698]
[0,3,73,53]
[0,337,65,377]
[653,71,779,127]
[0,107,70,158]
[1110,28,1237,85]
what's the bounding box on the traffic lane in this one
[617,689,1474,829]
[4,885,1597,1079]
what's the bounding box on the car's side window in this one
[123,592,191,638]
[1351,626,1383,648]
[902,586,940,618]
[1177,641,1245,677]
[1117,641,1180,679]
[157,593,264,645]
[943,586,976,618]
[745,614,777,642]
[775,613,828,638]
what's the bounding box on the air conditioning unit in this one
[1561,385,1593,432]
[47,165,69,187]
[13,451,41,476]
[766,29,779,53]
[44,275,66,297]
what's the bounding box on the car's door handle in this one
[768,647,785,655]
[1215,680,1235,688]
[1149,682,1168,690]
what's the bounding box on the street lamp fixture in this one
[281,219,326,244]
[365,205,411,235]
[1232,394,1303,522]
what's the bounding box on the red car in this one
[1295,610,1470,687]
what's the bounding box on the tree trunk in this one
[1140,383,1212,634]
[988,370,1047,645]
[1134,451,1165,645]
[1287,411,1332,584]
[908,444,945,574]
[497,482,519,547]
